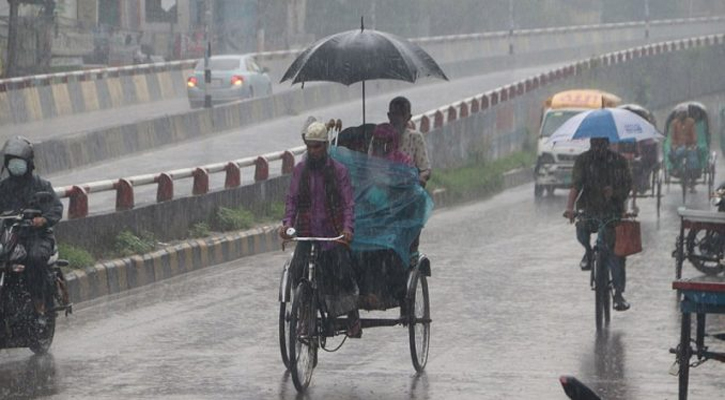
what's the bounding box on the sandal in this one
[347,313,362,338]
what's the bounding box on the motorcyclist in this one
[0,137,63,323]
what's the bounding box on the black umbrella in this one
[281,18,448,126]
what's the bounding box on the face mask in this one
[7,158,27,177]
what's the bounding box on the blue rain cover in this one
[330,146,434,265]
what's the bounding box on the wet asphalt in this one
[2,179,725,399]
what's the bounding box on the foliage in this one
[58,243,95,270]
[214,207,255,231]
[188,222,211,238]
[428,151,536,200]
[262,201,285,222]
[114,230,156,257]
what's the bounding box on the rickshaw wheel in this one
[685,228,725,275]
[678,313,692,398]
[289,283,318,392]
[408,267,430,372]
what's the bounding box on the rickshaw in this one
[615,104,663,217]
[663,102,716,203]
[277,136,434,392]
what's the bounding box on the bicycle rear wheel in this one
[289,282,317,392]
[408,269,430,372]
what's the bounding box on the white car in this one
[186,54,273,108]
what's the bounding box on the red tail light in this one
[231,75,244,86]
[187,77,198,87]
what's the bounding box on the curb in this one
[64,166,534,305]
[65,226,280,304]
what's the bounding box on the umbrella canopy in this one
[280,25,448,86]
[549,108,664,144]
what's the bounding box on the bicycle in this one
[570,211,637,330]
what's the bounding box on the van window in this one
[540,110,581,137]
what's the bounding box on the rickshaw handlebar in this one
[287,235,345,242]
[281,227,347,250]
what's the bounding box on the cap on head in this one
[304,121,329,143]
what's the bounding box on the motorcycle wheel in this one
[685,228,725,276]
[29,303,56,355]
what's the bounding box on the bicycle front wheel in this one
[594,252,609,331]
[289,282,318,392]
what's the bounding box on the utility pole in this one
[508,0,514,55]
[256,0,264,52]
[5,0,20,77]
[644,0,650,39]
[203,0,211,108]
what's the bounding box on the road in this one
[2,180,724,399]
[45,61,567,216]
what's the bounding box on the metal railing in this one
[55,147,306,219]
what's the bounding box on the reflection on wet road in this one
[3,182,725,399]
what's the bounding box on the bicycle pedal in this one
[668,360,680,376]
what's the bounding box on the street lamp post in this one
[203,0,212,108]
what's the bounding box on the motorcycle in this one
[683,182,725,275]
[0,193,71,354]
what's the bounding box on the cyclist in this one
[564,136,633,311]
[279,121,362,337]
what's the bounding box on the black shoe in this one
[613,293,630,311]
[579,252,592,271]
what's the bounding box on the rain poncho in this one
[329,146,434,265]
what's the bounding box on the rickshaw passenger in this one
[385,96,431,266]
[385,96,431,186]
[356,123,419,309]
[670,110,699,190]
[370,123,413,166]
[279,121,362,338]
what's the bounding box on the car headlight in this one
[539,152,555,165]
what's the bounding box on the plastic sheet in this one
[330,146,433,265]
